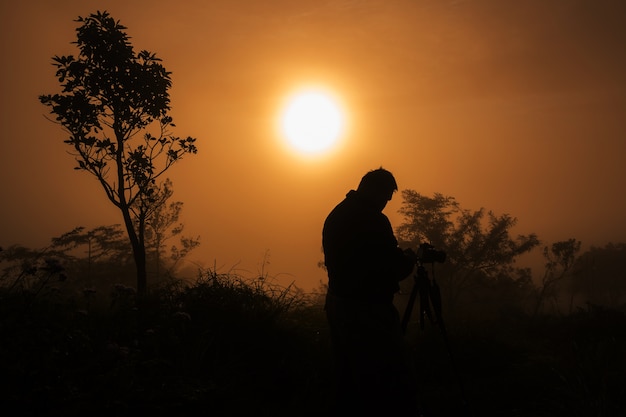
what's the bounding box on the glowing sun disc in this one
[280,90,345,154]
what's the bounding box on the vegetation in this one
[397,190,540,319]
[0,255,624,416]
[17,9,626,417]
[2,223,626,416]
[0,266,332,416]
[39,11,197,297]
[571,242,626,309]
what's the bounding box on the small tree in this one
[50,224,134,286]
[39,11,197,297]
[533,238,581,316]
[571,242,626,309]
[144,178,200,280]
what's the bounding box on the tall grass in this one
[1,263,624,416]
[0,267,332,416]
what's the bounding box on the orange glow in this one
[2,1,626,293]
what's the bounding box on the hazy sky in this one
[1,0,625,290]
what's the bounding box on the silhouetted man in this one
[323,168,418,416]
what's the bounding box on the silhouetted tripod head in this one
[416,243,446,265]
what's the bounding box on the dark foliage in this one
[1,266,625,416]
[410,306,626,417]
[0,270,333,416]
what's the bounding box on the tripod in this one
[401,262,443,335]
[401,261,472,416]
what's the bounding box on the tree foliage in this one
[572,242,626,308]
[39,11,197,297]
[534,238,582,316]
[143,179,200,280]
[1,220,199,300]
[0,245,67,298]
[396,190,540,313]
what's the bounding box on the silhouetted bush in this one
[1,267,624,416]
[0,268,331,416]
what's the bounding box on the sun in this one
[279,88,345,155]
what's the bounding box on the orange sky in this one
[1,0,625,291]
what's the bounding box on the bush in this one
[0,268,332,416]
[2,265,624,416]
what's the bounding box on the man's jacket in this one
[323,190,414,303]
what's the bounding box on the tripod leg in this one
[401,278,419,334]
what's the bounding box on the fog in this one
[1,0,625,290]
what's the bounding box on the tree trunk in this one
[134,243,147,298]
[121,206,148,299]
[114,127,148,300]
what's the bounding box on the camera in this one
[416,243,446,264]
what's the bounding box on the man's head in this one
[356,168,398,211]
